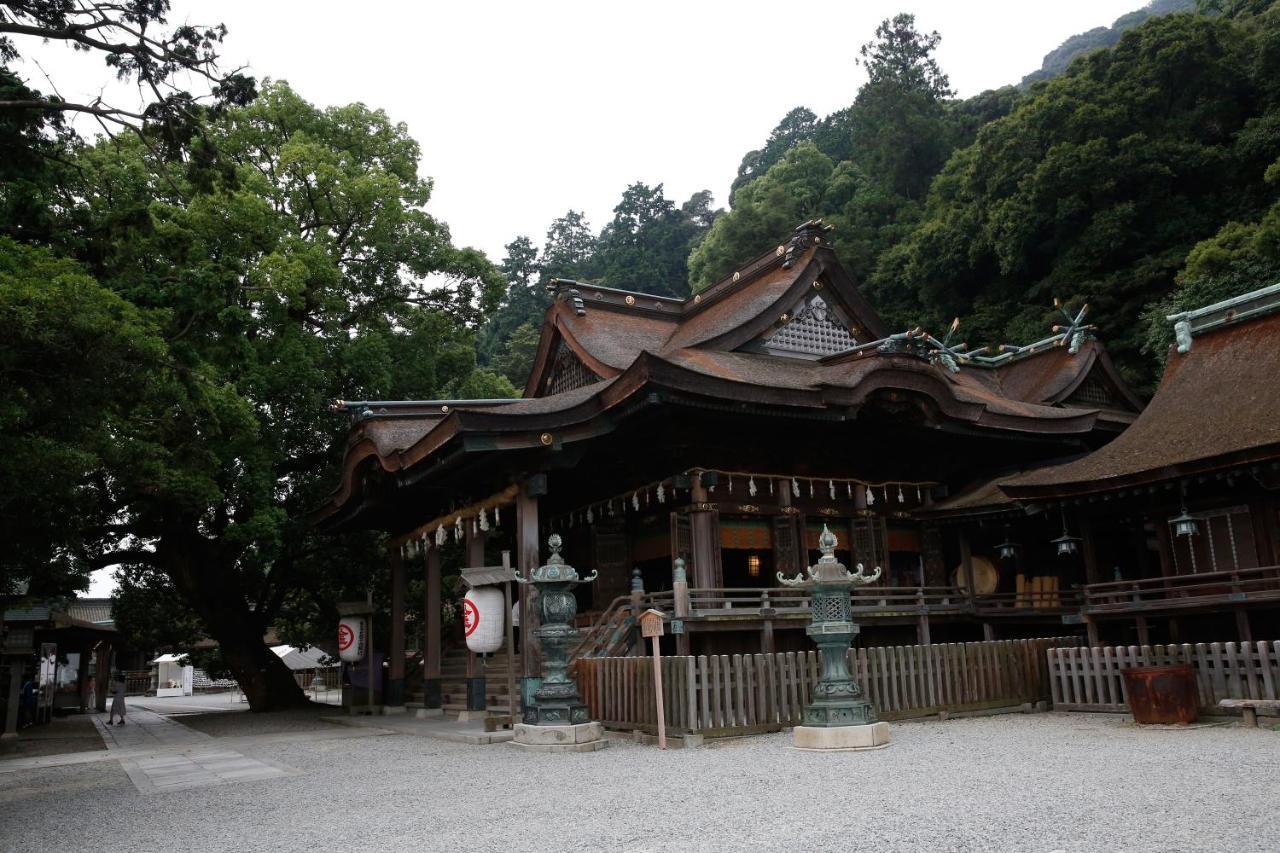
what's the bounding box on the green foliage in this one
[111,566,205,655]
[495,322,544,388]
[0,239,169,598]
[1143,155,1280,357]
[595,183,715,297]
[879,10,1280,389]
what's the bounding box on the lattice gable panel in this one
[760,293,859,357]
[543,339,601,396]
[1061,364,1130,411]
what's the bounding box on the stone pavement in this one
[90,708,296,794]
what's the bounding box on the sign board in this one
[639,608,665,638]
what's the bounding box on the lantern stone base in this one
[510,721,608,753]
[792,721,891,751]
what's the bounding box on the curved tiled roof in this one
[316,224,1140,528]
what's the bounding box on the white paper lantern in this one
[338,616,368,663]
[463,587,505,654]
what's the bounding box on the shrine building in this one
[313,220,1279,712]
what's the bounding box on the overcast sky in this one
[30,0,1141,598]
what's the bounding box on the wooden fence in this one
[1048,641,1280,713]
[577,637,1071,737]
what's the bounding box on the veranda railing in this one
[577,637,1073,737]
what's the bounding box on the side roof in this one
[1000,285,1280,500]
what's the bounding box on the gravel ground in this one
[1,713,1276,852]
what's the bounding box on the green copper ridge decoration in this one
[778,525,882,727]
[512,533,598,725]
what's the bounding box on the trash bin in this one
[1122,664,1198,724]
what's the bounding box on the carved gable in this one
[1059,363,1138,413]
[761,294,858,357]
[543,340,601,396]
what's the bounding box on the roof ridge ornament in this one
[873,320,968,373]
[782,219,834,269]
[1051,298,1096,355]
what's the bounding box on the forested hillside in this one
[1020,0,1196,87]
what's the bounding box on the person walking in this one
[107,671,127,725]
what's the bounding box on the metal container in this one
[1122,664,1199,724]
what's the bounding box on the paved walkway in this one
[88,709,295,794]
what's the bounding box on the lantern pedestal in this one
[510,721,607,753]
[793,721,890,751]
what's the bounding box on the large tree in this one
[23,82,505,708]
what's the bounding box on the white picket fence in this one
[1047,641,1280,713]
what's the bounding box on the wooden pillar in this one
[1135,615,1151,646]
[1235,608,1253,644]
[94,643,111,713]
[423,546,442,710]
[516,481,541,679]
[916,615,932,647]
[462,521,487,713]
[959,529,977,606]
[1085,616,1100,647]
[466,520,485,567]
[1155,520,1176,577]
[1080,516,1101,586]
[386,548,406,708]
[1248,499,1277,566]
[689,474,721,589]
[982,623,996,642]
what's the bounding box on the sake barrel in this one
[337,615,368,663]
[463,586,505,653]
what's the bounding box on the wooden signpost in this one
[639,608,667,749]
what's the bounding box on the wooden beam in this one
[390,484,519,547]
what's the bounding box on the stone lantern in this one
[778,524,891,750]
[509,534,608,753]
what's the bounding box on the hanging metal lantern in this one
[1051,509,1081,556]
[996,525,1019,561]
[1170,502,1200,538]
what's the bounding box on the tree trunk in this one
[162,535,309,711]
[200,603,310,711]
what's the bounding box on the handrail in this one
[1084,564,1280,611]
[1085,564,1280,593]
